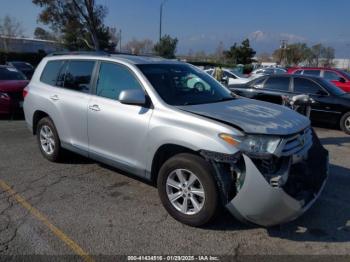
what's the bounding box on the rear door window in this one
[264,76,290,91]
[294,77,324,94]
[40,60,65,86]
[303,70,321,77]
[61,60,95,93]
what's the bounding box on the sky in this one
[0,0,350,57]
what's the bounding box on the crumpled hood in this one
[178,98,310,135]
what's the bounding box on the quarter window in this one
[294,77,323,94]
[264,77,290,91]
[40,60,65,86]
[303,70,321,77]
[96,62,143,100]
[324,71,340,81]
[62,60,95,93]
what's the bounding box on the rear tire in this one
[340,112,350,135]
[36,117,62,162]
[157,153,218,227]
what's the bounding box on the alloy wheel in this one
[39,125,55,155]
[166,169,205,215]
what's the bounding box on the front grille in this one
[8,92,23,102]
[280,128,312,157]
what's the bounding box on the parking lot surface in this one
[0,120,349,258]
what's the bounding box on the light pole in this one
[159,0,168,42]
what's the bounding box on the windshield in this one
[137,63,234,106]
[318,78,346,96]
[0,67,27,80]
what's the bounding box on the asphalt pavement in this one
[0,119,349,260]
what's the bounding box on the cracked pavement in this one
[0,120,350,256]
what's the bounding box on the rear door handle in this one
[89,104,101,111]
[50,95,59,101]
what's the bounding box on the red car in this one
[0,65,29,115]
[287,67,350,92]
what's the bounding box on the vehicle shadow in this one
[319,136,350,146]
[207,164,350,243]
[0,113,25,121]
[267,164,350,242]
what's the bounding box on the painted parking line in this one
[0,179,94,262]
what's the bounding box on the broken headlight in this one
[219,133,281,157]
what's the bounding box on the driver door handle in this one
[89,104,101,111]
[50,95,59,101]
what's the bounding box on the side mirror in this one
[119,89,146,106]
[339,77,346,83]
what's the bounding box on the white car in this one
[249,67,287,79]
[205,68,250,85]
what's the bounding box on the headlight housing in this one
[219,133,281,157]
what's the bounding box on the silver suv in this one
[23,53,329,227]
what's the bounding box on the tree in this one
[154,35,178,59]
[32,0,114,51]
[123,38,154,55]
[34,27,56,40]
[322,46,335,67]
[224,39,256,65]
[272,42,335,67]
[0,15,24,37]
[0,15,25,52]
[257,52,272,63]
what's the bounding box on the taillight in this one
[23,86,29,99]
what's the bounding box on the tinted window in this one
[62,60,95,93]
[248,76,267,88]
[294,70,303,75]
[263,69,275,74]
[275,68,286,74]
[0,67,26,80]
[96,62,143,100]
[303,70,321,77]
[40,60,65,86]
[324,71,340,81]
[264,77,290,91]
[317,78,345,96]
[137,64,233,106]
[294,77,323,94]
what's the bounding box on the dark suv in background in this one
[229,74,350,134]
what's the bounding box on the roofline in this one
[0,35,60,44]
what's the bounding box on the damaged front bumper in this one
[203,129,329,227]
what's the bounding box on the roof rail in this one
[47,51,110,57]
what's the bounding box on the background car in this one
[229,74,350,134]
[248,67,287,79]
[205,68,250,85]
[287,67,350,92]
[0,65,29,115]
[6,61,35,79]
[185,73,211,91]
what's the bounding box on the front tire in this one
[157,153,219,227]
[36,117,62,162]
[340,112,350,135]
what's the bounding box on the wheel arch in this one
[150,144,200,185]
[32,110,50,135]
